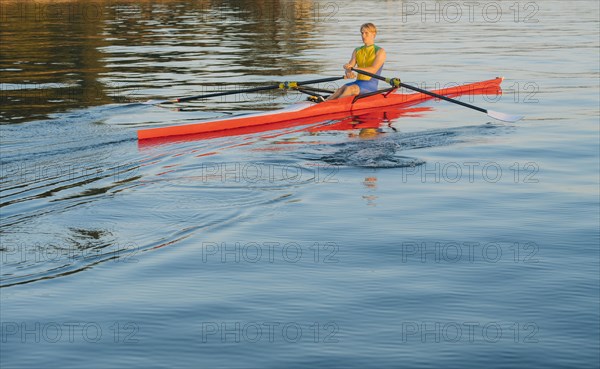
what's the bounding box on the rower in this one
[324,23,387,101]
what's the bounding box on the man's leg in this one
[326,84,360,101]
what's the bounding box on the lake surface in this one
[1,1,598,368]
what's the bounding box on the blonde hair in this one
[360,23,377,34]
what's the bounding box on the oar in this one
[144,76,344,105]
[351,68,523,122]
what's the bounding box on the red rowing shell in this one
[137,77,503,141]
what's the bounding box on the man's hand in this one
[344,64,356,79]
[345,71,356,79]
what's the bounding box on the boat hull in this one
[137,77,503,140]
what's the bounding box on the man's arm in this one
[343,50,357,78]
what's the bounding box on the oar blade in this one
[487,110,524,123]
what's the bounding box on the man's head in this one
[360,23,377,45]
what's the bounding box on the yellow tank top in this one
[355,44,383,81]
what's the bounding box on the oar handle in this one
[351,68,400,86]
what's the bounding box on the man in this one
[326,23,387,100]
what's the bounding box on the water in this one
[1,1,598,368]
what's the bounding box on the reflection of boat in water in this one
[308,106,432,134]
[138,77,503,147]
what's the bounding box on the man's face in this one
[361,29,376,44]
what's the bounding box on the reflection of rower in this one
[362,176,378,206]
[354,128,381,139]
[309,106,432,135]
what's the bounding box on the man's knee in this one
[348,85,360,95]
